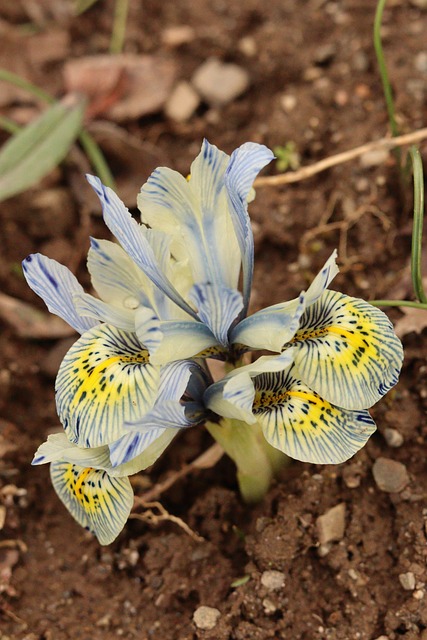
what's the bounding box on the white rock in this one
[261,570,285,591]
[399,572,416,591]
[193,606,221,630]
[192,58,250,106]
[161,25,195,47]
[316,503,346,544]
[383,428,404,448]
[165,81,200,122]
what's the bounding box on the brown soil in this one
[1,1,427,639]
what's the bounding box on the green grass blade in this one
[75,0,100,15]
[0,98,85,202]
[373,0,399,138]
[409,146,426,303]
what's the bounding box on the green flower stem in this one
[205,418,288,503]
[409,146,426,303]
[0,69,116,189]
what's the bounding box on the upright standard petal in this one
[50,461,133,545]
[56,323,160,448]
[138,140,241,290]
[253,366,376,464]
[288,290,404,410]
[224,142,275,312]
[22,253,97,334]
[87,175,197,320]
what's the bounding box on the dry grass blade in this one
[254,128,427,188]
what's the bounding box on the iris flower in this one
[23,139,403,544]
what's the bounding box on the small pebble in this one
[280,93,297,113]
[372,457,409,493]
[383,428,404,448]
[165,81,200,122]
[161,25,195,47]
[238,36,257,57]
[316,503,346,544]
[261,570,285,591]
[192,58,250,106]
[399,572,416,591]
[193,606,221,630]
[262,598,277,614]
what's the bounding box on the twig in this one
[130,501,204,543]
[137,443,224,503]
[254,128,427,188]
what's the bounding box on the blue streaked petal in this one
[74,292,135,331]
[109,427,168,467]
[231,293,305,352]
[253,368,376,464]
[56,323,160,447]
[110,429,178,476]
[32,432,110,468]
[288,290,404,410]
[22,254,97,334]
[87,175,197,319]
[305,250,339,305]
[50,461,133,545]
[224,143,275,312]
[189,282,243,347]
[134,306,162,355]
[149,320,220,365]
[205,350,295,422]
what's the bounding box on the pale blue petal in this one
[304,250,339,306]
[231,293,305,352]
[109,427,168,467]
[32,432,111,468]
[87,175,197,319]
[22,253,97,334]
[189,282,243,347]
[73,292,135,331]
[254,367,377,464]
[149,320,221,365]
[56,323,160,448]
[50,460,133,545]
[289,290,404,410]
[224,143,275,312]
[205,350,295,422]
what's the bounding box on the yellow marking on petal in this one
[287,291,403,410]
[56,324,159,447]
[51,461,134,544]
[252,370,376,464]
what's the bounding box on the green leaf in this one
[0,97,85,203]
[231,575,250,588]
[75,0,100,14]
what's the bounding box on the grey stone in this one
[372,457,409,493]
[192,58,250,106]
[383,428,404,448]
[316,503,346,544]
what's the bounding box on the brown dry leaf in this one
[394,306,427,338]
[0,292,75,339]
[0,548,19,595]
[63,54,176,122]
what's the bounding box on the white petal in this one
[289,290,404,410]
[189,282,243,346]
[149,320,221,365]
[56,324,160,447]
[50,461,133,545]
[74,292,135,331]
[254,368,376,464]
